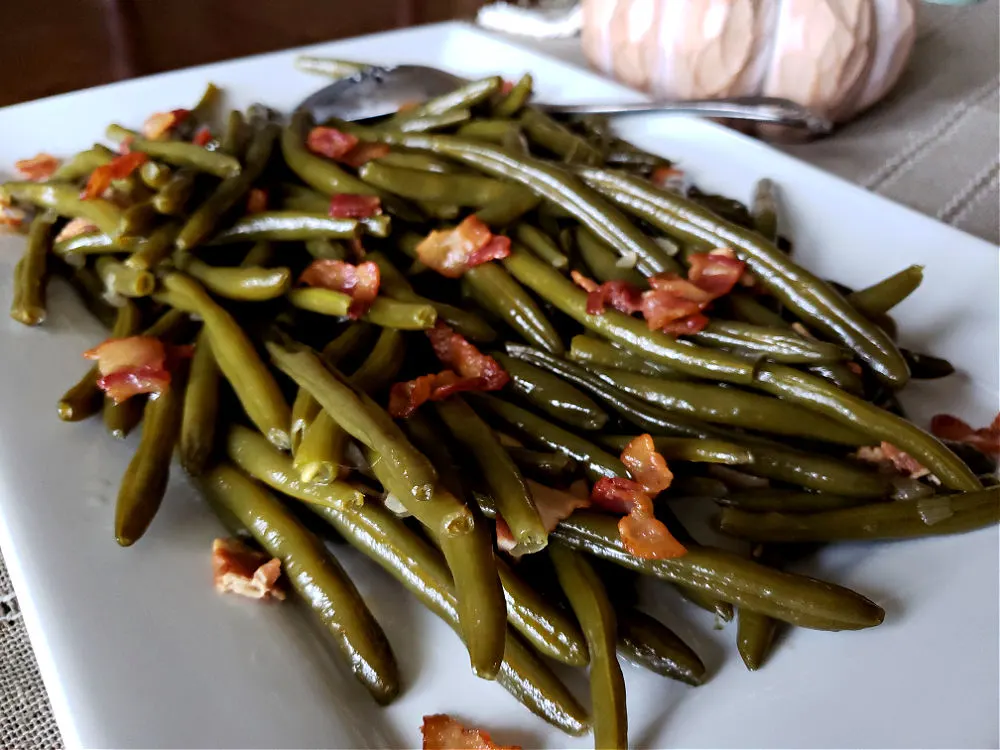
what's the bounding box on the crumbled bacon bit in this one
[397,100,421,113]
[340,142,391,169]
[307,126,359,159]
[15,153,60,181]
[388,371,480,419]
[421,714,520,750]
[212,538,286,601]
[621,434,674,495]
[246,188,268,214]
[570,271,643,315]
[81,151,149,200]
[847,362,864,375]
[496,480,590,554]
[930,413,1000,458]
[416,216,510,278]
[299,259,380,319]
[193,126,214,147]
[500,79,516,95]
[142,109,191,140]
[328,194,382,219]
[638,288,705,331]
[0,198,26,231]
[687,249,745,298]
[650,166,685,190]
[82,335,192,404]
[855,442,931,479]
[55,217,100,242]
[570,270,599,293]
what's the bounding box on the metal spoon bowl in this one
[296,64,833,135]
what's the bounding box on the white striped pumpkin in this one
[581,0,918,126]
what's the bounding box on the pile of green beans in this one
[4,67,997,748]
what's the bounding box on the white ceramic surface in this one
[0,21,997,750]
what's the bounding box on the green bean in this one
[349,129,680,276]
[601,435,753,466]
[221,110,247,157]
[266,335,437,501]
[847,265,923,317]
[520,107,603,165]
[367,251,495,341]
[391,108,472,133]
[94,256,155,298]
[282,111,379,197]
[103,391,143,440]
[117,201,157,239]
[374,151,459,174]
[550,543,628,750]
[506,447,578,483]
[202,463,399,705]
[457,119,524,144]
[717,489,874,513]
[359,161,534,207]
[590,365,868,446]
[504,250,979,492]
[389,76,502,126]
[187,82,221,131]
[751,179,779,242]
[174,255,291,301]
[568,335,681,378]
[177,330,220,476]
[139,160,173,190]
[737,606,778,671]
[207,211,389,244]
[51,146,115,182]
[226,424,364,510]
[474,190,543,227]
[106,124,240,178]
[575,167,908,386]
[152,169,198,216]
[575,226,646,286]
[514,224,568,269]
[176,121,281,251]
[157,273,291,449]
[689,321,852,364]
[294,55,368,79]
[115,361,187,546]
[53,231,126,262]
[553,511,885,631]
[472,394,626,481]
[10,213,55,326]
[617,607,706,686]
[492,73,534,118]
[718,487,1000,542]
[299,237,342,260]
[435,397,546,552]
[494,352,608,431]
[287,288,437,330]
[1,182,123,237]
[123,222,181,271]
[307,500,588,734]
[464,263,564,354]
[903,349,955,380]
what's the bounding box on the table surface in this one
[1,3,998,747]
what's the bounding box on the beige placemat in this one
[1,4,997,748]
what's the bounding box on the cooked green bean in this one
[474,189,543,227]
[575,226,646,286]
[575,167,908,386]
[506,448,578,482]
[435,397,546,552]
[157,273,291,449]
[94,256,155,299]
[51,146,115,182]
[282,111,378,197]
[717,489,874,513]
[1,182,124,237]
[457,119,524,144]
[902,349,955,380]
[568,335,680,378]
[514,223,568,269]
[359,161,534,207]
[464,263,564,354]
[178,329,220,476]
[308,499,588,734]
[303,237,348,261]
[601,435,753,465]
[53,231,126,262]
[374,151,459,174]
[494,352,608,431]
[389,76,502,126]
[221,110,247,157]
[266,335,437,501]
[617,607,706,686]
[106,124,240,178]
[751,179,779,243]
[287,289,437,330]
[737,606,778,671]
[10,213,55,326]
[138,160,173,190]
[520,107,603,166]
[207,211,389,244]
[103,391,143,440]
[718,487,1000,542]
[117,201,156,239]
[226,425,364,510]
[391,108,472,133]
[152,169,198,216]
[176,121,281,250]
[294,55,368,80]
[553,511,885,631]
[550,543,628,750]
[174,255,291,301]
[115,362,187,546]
[689,321,852,364]
[202,463,399,705]
[492,73,534,118]
[848,265,923,317]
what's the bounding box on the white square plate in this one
[0,21,997,750]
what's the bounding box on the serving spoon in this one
[296,64,833,135]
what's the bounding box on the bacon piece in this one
[570,271,643,316]
[83,336,170,404]
[97,366,172,405]
[496,481,590,554]
[647,272,715,304]
[55,217,99,242]
[81,151,149,200]
[931,413,1000,459]
[500,79,516,95]
[142,109,190,140]
[638,289,705,331]
[620,434,674,495]
[570,270,600,293]
[427,322,509,389]
[212,538,286,601]
[193,126,213,146]
[246,188,268,214]
[340,142,391,168]
[388,371,474,418]
[855,442,931,480]
[299,259,380,319]
[618,513,687,559]
[416,216,510,278]
[687,249,746,298]
[660,313,710,334]
[650,166,685,190]
[15,153,60,181]
[421,715,520,750]
[328,194,382,219]
[306,126,359,159]
[0,202,25,231]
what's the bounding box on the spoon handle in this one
[540,97,833,134]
